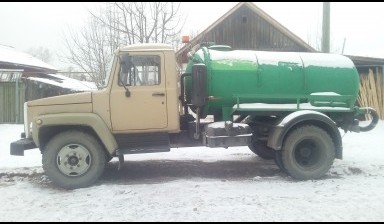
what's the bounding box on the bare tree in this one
[306,22,342,53]
[96,2,183,46]
[27,46,52,63]
[62,2,184,86]
[62,15,118,86]
[307,31,342,54]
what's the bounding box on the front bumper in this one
[10,138,37,156]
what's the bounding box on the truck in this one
[10,42,379,189]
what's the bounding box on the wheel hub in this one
[68,156,79,166]
[57,144,91,177]
[295,140,320,168]
[299,147,312,158]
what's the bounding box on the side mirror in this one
[191,63,207,107]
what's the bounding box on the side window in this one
[119,55,160,86]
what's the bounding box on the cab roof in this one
[119,43,174,52]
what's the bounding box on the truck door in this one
[110,52,168,131]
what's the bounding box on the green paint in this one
[185,46,360,120]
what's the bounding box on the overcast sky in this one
[0,2,383,70]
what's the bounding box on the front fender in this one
[32,113,118,154]
[267,110,343,159]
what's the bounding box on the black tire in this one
[42,131,106,189]
[248,137,275,160]
[274,150,286,172]
[105,155,114,163]
[281,125,335,180]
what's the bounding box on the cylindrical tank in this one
[184,46,359,117]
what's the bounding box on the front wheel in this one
[42,131,106,189]
[281,125,335,180]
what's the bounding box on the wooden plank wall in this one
[0,81,25,124]
[199,6,308,52]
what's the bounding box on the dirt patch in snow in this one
[0,159,374,189]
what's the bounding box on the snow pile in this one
[0,122,383,221]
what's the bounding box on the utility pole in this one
[322,2,330,53]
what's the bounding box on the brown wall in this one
[178,5,310,64]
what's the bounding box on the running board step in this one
[117,146,170,155]
[114,132,170,154]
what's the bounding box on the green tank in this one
[183,45,360,118]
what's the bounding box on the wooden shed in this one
[0,45,57,123]
[176,2,315,65]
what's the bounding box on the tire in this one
[281,125,335,180]
[105,155,114,163]
[274,150,286,172]
[248,136,275,160]
[42,130,106,189]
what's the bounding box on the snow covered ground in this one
[0,122,384,221]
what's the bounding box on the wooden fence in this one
[0,81,25,124]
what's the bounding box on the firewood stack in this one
[357,69,384,120]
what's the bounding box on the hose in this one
[359,107,379,132]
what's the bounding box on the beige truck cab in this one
[11,44,186,189]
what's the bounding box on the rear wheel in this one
[248,136,275,160]
[274,150,286,172]
[42,131,106,189]
[281,125,335,180]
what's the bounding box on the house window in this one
[242,16,247,24]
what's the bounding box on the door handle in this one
[152,92,165,97]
